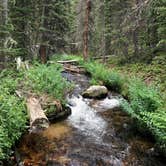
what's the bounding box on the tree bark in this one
[39,45,47,63]
[133,29,139,59]
[26,97,49,133]
[3,0,8,24]
[83,0,91,60]
[0,0,8,62]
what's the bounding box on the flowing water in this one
[14,72,165,166]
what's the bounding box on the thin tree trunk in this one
[39,2,47,63]
[0,0,8,62]
[133,29,139,59]
[39,45,47,63]
[101,2,106,63]
[83,0,91,60]
[2,0,8,24]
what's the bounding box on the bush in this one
[0,76,27,160]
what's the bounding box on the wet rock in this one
[47,106,71,122]
[98,98,120,110]
[82,85,108,99]
[67,98,77,107]
[96,156,123,166]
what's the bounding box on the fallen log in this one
[57,60,78,64]
[26,97,49,133]
[92,55,111,60]
[63,66,86,74]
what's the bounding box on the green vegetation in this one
[0,62,72,160]
[108,55,166,154]
[24,63,72,104]
[0,71,27,160]
[82,61,123,92]
[109,55,166,97]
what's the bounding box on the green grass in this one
[110,59,166,98]
[120,77,165,153]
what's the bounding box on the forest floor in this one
[109,63,166,99]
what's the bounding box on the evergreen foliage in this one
[0,0,72,60]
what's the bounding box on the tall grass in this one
[0,61,73,160]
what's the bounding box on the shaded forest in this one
[0,0,165,62]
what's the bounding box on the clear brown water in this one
[14,72,165,166]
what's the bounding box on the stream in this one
[14,71,165,166]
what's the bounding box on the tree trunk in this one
[2,0,8,24]
[39,45,47,63]
[133,29,139,59]
[0,0,8,62]
[83,0,91,60]
[26,97,49,133]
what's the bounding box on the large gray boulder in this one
[82,85,108,99]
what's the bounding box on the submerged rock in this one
[91,98,120,111]
[82,85,108,99]
[98,98,120,110]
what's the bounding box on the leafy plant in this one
[0,75,27,160]
[128,78,162,113]
[24,63,72,103]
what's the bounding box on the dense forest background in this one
[0,0,165,63]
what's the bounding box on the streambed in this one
[14,72,165,166]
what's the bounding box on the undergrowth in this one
[82,61,123,92]
[0,71,27,160]
[24,63,72,104]
[0,61,72,160]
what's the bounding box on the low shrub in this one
[0,76,27,160]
